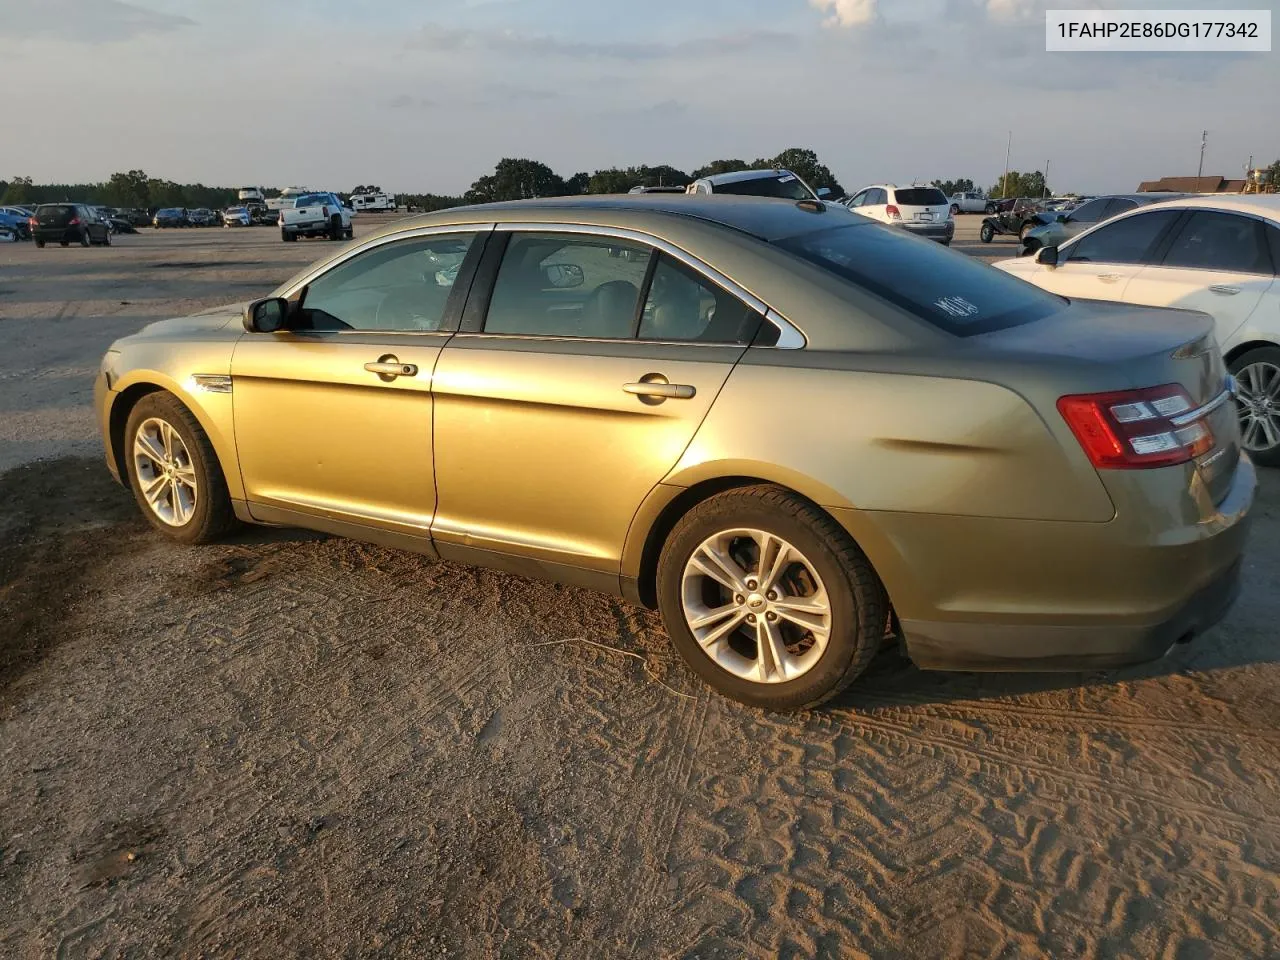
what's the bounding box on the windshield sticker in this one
[777,175,797,183]
[934,296,980,319]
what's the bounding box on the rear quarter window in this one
[777,223,1066,337]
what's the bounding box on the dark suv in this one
[32,204,112,248]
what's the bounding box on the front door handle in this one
[1096,273,1122,283]
[1209,284,1241,296]
[364,358,418,379]
[624,381,696,400]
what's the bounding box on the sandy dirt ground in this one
[2,217,1279,959]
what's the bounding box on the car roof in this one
[1140,193,1280,220]
[699,168,794,186]
[377,194,855,243]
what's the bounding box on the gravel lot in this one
[2,215,1279,959]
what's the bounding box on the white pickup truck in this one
[279,192,354,242]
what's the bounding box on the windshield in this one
[715,174,813,202]
[776,223,1066,337]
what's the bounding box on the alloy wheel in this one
[132,417,198,526]
[680,528,832,684]
[1236,361,1280,453]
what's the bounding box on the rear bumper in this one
[833,454,1255,672]
[897,221,955,241]
[33,227,82,242]
[901,556,1242,671]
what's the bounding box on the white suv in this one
[844,185,955,245]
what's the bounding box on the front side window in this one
[484,232,651,339]
[1161,212,1272,274]
[777,222,1065,337]
[1065,210,1180,264]
[1066,198,1110,225]
[637,255,762,344]
[296,232,479,332]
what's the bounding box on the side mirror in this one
[243,297,289,332]
[542,263,585,288]
[816,187,832,199]
[1035,245,1059,267]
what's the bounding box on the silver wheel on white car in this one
[1235,358,1280,459]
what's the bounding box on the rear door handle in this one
[364,359,418,379]
[1209,284,1241,296]
[623,381,696,400]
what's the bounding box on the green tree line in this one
[0,146,850,211]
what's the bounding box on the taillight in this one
[885,204,901,219]
[1058,384,1213,469]
[322,206,329,217]
[27,217,36,228]
[68,217,80,226]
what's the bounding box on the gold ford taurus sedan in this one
[95,196,1255,710]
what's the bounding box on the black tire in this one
[950,204,959,217]
[281,228,295,242]
[102,229,112,247]
[344,226,354,240]
[60,241,69,247]
[980,223,994,243]
[329,215,343,240]
[656,485,888,711]
[1019,223,1033,242]
[985,202,997,214]
[123,392,237,544]
[80,230,91,247]
[35,240,45,248]
[1228,345,1280,468]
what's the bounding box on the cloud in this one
[386,94,435,110]
[810,0,878,28]
[407,24,795,61]
[0,0,193,43]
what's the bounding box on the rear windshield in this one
[295,194,327,206]
[715,175,812,202]
[37,204,77,219]
[894,188,947,206]
[776,223,1066,337]
[158,208,182,216]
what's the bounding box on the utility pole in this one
[1001,131,1012,198]
[1197,130,1207,177]
[1044,159,1051,198]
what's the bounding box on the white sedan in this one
[995,194,1280,465]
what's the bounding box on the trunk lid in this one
[980,299,1239,502]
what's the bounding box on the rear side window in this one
[1066,210,1180,264]
[894,188,947,206]
[715,175,812,202]
[1067,198,1110,224]
[1104,198,1138,219]
[637,255,762,344]
[1161,212,1271,274]
[777,223,1065,337]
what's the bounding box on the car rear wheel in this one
[329,215,344,240]
[102,229,111,246]
[80,230,91,247]
[35,240,45,248]
[1230,346,1280,467]
[124,392,237,544]
[979,223,994,243]
[950,204,959,216]
[281,228,295,242]
[657,485,887,710]
[60,241,69,247]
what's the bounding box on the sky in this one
[1,0,1277,196]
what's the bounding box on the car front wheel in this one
[980,223,994,243]
[124,392,237,543]
[1231,346,1280,467]
[657,485,888,710]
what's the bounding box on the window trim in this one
[482,222,804,348]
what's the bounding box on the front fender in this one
[108,364,242,501]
